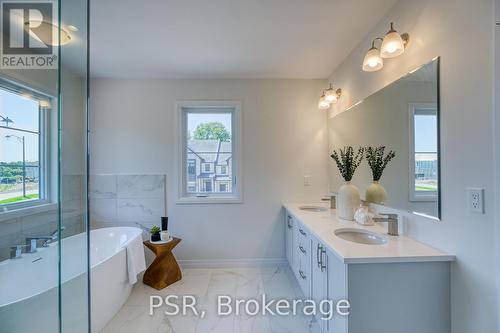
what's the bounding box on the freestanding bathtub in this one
[0,227,144,333]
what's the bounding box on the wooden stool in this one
[143,238,182,290]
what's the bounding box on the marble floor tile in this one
[101,267,313,333]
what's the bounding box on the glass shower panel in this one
[0,0,89,331]
[60,0,89,331]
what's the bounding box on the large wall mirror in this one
[328,58,440,219]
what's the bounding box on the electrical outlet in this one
[303,175,312,186]
[467,188,484,214]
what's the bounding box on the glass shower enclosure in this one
[0,0,89,331]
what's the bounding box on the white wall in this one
[90,79,329,264]
[327,0,497,331]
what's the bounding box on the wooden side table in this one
[143,238,182,290]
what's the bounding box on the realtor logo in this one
[1,1,57,69]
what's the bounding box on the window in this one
[177,100,242,203]
[409,103,438,201]
[0,79,51,209]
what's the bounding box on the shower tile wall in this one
[90,175,166,230]
[0,175,85,261]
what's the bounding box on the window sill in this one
[0,202,58,222]
[176,196,243,205]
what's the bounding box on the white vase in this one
[365,181,387,204]
[337,182,360,221]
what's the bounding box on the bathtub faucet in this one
[25,226,65,251]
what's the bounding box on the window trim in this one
[176,100,242,204]
[408,103,438,202]
[0,78,53,212]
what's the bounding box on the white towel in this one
[126,236,146,285]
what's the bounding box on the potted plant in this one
[150,225,161,242]
[330,146,364,220]
[365,146,396,204]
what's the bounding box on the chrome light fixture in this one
[362,38,384,72]
[362,22,409,72]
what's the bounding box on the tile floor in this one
[102,266,314,333]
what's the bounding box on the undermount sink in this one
[334,228,387,245]
[299,205,328,212]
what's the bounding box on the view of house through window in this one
[186,111,233,195]
[412,107,438,198]
[0,85,46,206]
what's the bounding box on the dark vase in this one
[151,233,161,242]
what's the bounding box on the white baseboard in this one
[178,258,287,269]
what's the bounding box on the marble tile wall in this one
[89,175,166,231]
[0,175,86,261]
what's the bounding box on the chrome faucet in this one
[25,226,65,251]
[373,213,399,236]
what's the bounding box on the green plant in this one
[365,146,396,181]
[150,226,161,235]
[193,122,231,142]
[330,146,364,182]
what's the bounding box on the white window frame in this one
[0,78,53,213]
[408,103,438,202]
[176,100,242,204]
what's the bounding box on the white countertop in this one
[284,203,455,264]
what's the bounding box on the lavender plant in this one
[330,146,364,182]
[365,146,396,181]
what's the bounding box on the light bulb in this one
[325,86,338,103]
[380,23,405,58]
[362,47,383,72]
[318,94,330,110]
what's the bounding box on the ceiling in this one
[89,0,399,79]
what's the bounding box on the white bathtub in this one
[0,227,144,333]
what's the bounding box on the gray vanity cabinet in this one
[285,212,312,297]
[284,208,451,333]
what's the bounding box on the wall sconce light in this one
[324,83,342,103]
[318,91,331,110]
[362,38,384,72]
[318,84,342,110]
[380,22,409,58]
[362,22,409,72]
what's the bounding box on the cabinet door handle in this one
[299,270,306,280]
[299,245,306,254]
[320,247,327,272]
[299,229,306,236]
[287,216,292,228]
[316,244,321,268]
